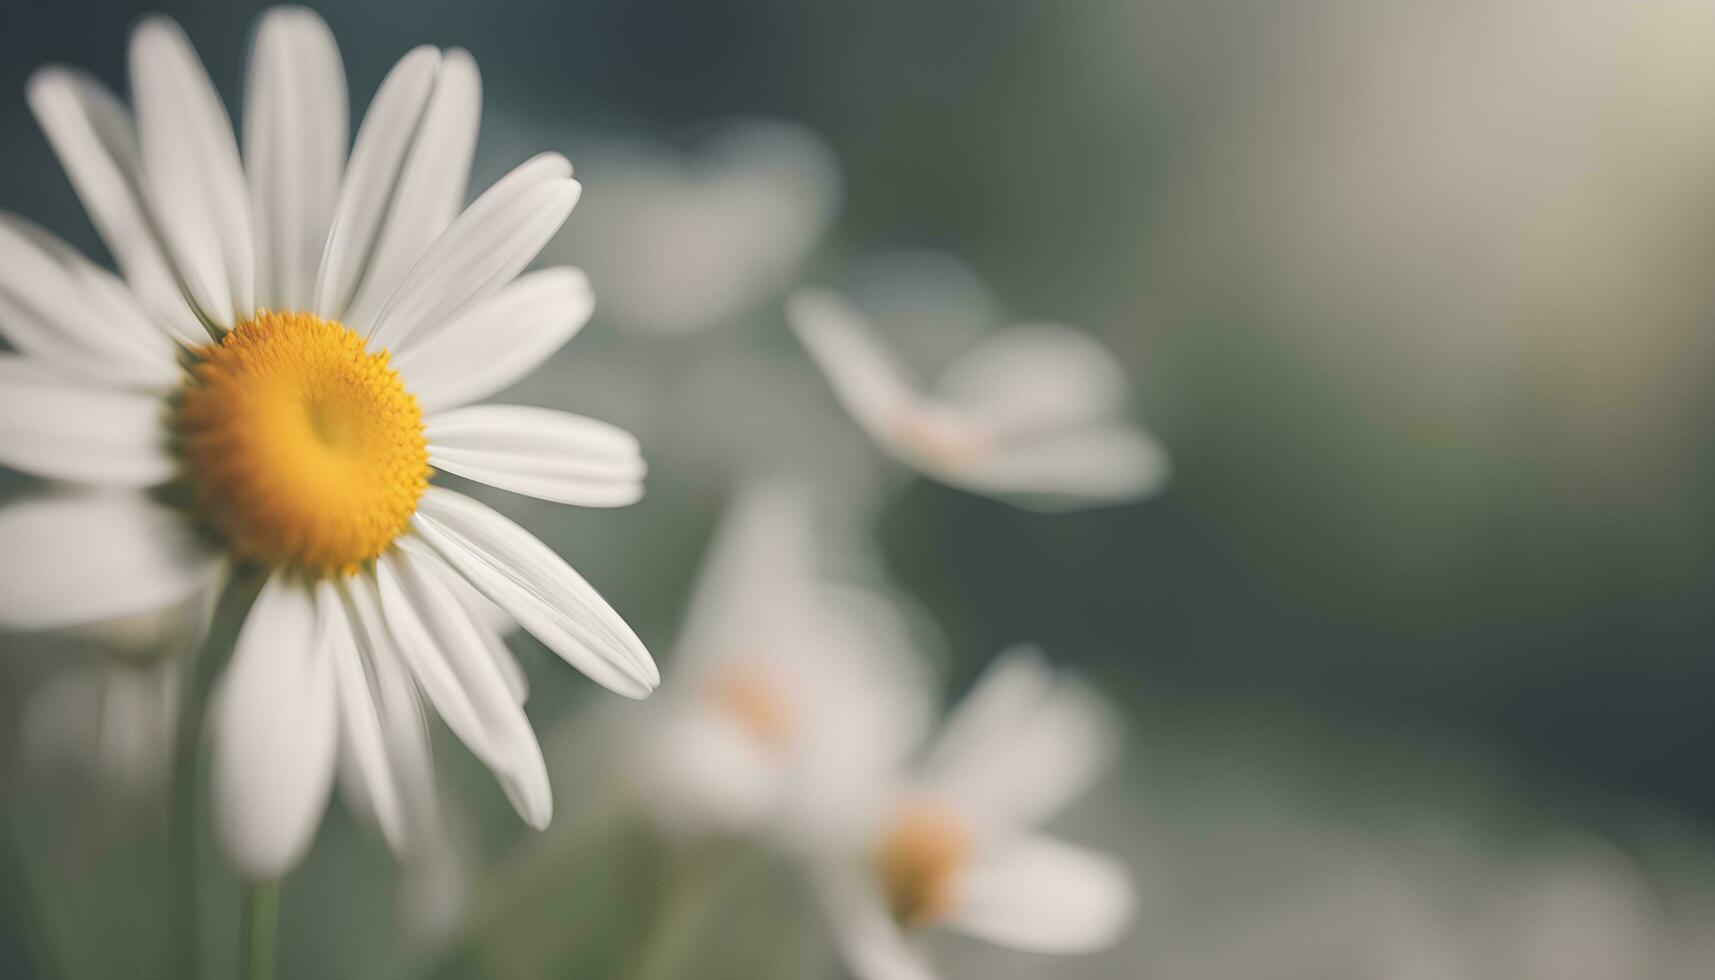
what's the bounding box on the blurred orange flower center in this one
[875,800,971,929]
[175,311,429,575]
[890,409,991,469]
[706,662,794,749]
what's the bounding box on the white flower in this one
[788,288,1169,511]
[545,120,841,336]
[23,657,183,805]
[623,479,933,838]
[0,7,657,879]
[811,649,1134,980]
[19,574,216,805]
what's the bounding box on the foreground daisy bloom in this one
[812,650,1134,980]
[621,480,932,837]
[0,8,656,877]
[788,288,1169,511]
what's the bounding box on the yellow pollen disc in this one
[875,801,971,929]
[176,311,429,575]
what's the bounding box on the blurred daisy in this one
[19,582,217,807]
[545,120,841,336]
[788,288,1169,511]
[24,657,183,806]
[0,7,656,878]
[623,479,933,837]
[812,649,1134,980]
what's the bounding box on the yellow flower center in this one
[874,801,971,929]
[175,311,429,575]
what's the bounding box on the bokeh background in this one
[4,0,1715,976]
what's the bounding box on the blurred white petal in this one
[367,154,578,353]
[426,404,645,507]
[549,120,839,334]
[788,288,919,443]
[921,648,1119,827]
[25,66,207,346]
[412,487,657,698]
[0,493,219,631]
[631,707,780,837]
[815,865,940,980]
[130,15,254,326]
[314,46,441,321]
[0,215,180,388]
[671,479,821,674]
[394,267,594,413]
[951,425,1170,509]
[209,575,339,879]
[933,325,1130,438]
[0,356,175,486]
[245,7,347,312]
[951,833,1134,953]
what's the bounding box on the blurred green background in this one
[4,0,1715,976]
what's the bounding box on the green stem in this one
[170,569,261,980]
[627,843,736,980]
[240,879,280,980]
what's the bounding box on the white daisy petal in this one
[130,15,255,327]
[933,325,1130,438]
[313,46,441,321]
[375,547,551,829]
[436,563,528,704]
[0,356,174,486]
[0,216,179,388]
[366,154,579,353]
[245,7,347,312]
[411,486,658,699]
[341,49,481,333]
[331,584,408,853]
[921,647,1119,827]
[340,574,439,852]
[209,575,339,879]
[787,288,919,444]
[25,66,207,346]
[954,425,1170,509]
[425,405,645,508]
[482,619,529,705]
[950,833,1134,953]
[815,866,939,980]
[0,493,219,631]
[394,267,594,413]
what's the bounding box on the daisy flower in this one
[0,7,656,878]
[621,479,933,837]
[788,287,1170,511]
[546,120,841,336]
[812,649,1134,980]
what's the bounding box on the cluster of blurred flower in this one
[6,3,1715,979]
[0,6,1160,978]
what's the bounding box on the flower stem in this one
[170,569,262,980]
[240,880,280,980]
